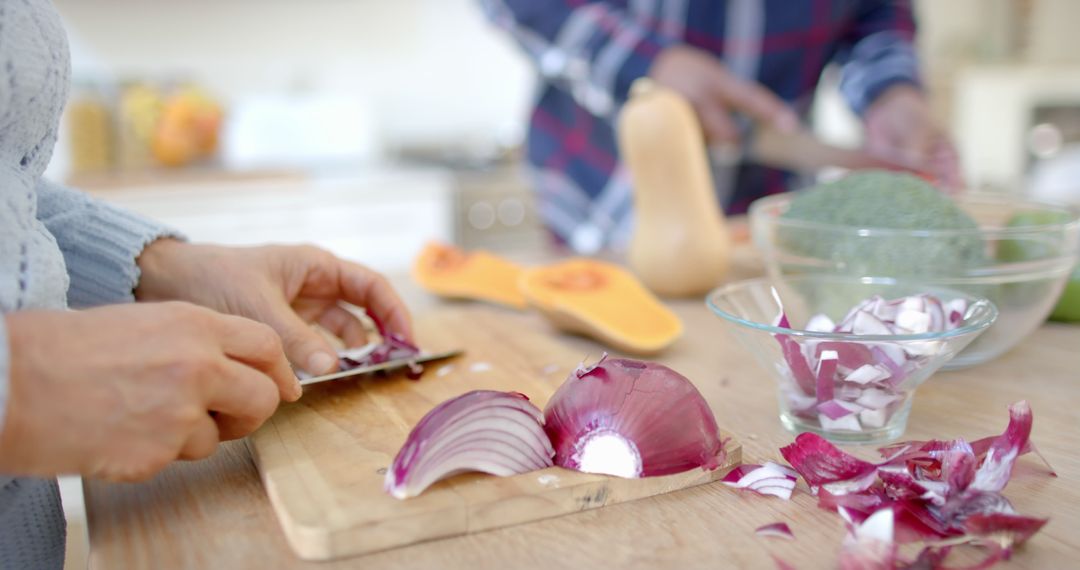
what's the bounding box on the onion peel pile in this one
[384,390,554,499]
[543,355,727,478]
[770,400,1052,569]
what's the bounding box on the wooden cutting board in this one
[249,306,742,561]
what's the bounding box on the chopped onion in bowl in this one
[771,292,972,436]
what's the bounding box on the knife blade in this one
[710,123,926,175]
[298,349,464,387]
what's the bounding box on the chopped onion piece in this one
[852,311,892,335]
[755,522,795,540]
[839,508,898,570]
[806,313,836,332]
[544,355,726,478]
[722,462,798,500]
[816,350,838,402]
[385,390,554,499]
[845,364,891,385]
[858,408,888,429]
[820,414,863,432]
[854,388,900,410]
[895,309,931,334]
[818,399,863,420]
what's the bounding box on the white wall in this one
[54,0,536,150]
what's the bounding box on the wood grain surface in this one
[85,251,1080,569]
[249,308,740,560]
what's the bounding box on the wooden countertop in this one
[84,248,1080,569]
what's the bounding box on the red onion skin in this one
[543,357,726,477]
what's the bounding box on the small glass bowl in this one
[707,276,998,444]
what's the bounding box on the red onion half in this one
[543,355,727,478]
[385,390,554,499]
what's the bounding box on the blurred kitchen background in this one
[49,0,1080,272]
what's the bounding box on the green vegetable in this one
[1051,268,1080,322]
[998,210,1080,322]
[780,171,985,276]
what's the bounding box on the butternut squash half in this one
[617,80,732,297]
[412,242,528,309]
[519,258,682,354]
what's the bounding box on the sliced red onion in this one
[543,355,726,478]
[385,390,554,499]
[722,462,798,500]
[815,350,838,402]
[755,522,795,540]
[771,296,816,396]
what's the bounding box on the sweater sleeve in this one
[837,0,922,116]
[34,178,185,308]
[479,0,675,118]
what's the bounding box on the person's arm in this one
[837,0,921,116]
[837,1,960,188]
[34,178,184,308]
[479,0,676,117]
[482,1,797,141]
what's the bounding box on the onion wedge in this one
[385,390,554,499]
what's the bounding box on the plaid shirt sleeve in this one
[837,0,921,116]
[479,0,676,119]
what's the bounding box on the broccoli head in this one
[778,171,986,276]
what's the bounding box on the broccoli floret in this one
[779,171,986,276]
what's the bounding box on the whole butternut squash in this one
[617,80,732,297]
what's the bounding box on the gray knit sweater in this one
[1,1,179,567]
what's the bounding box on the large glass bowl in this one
[707,276,997,444]
[750,193,1079,368]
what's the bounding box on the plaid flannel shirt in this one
[481,0,920,253]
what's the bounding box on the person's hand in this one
[649,44,800,144]
[134,242,413,376]
[863,84,962,190]
[0,303,300,481]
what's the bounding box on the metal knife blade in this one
[710,123,926,175]
[298,350,464,387]
[748,126,918,173]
